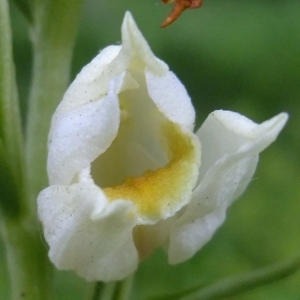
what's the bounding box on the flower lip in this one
[101,121,200,221]
[90,68,201,222]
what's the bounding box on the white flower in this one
[38,12,288,282]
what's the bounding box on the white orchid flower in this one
[38,12,288,282]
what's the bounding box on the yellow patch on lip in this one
[103,121,199,218]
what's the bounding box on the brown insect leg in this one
[161,0,203,28]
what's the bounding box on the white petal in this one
[55,46,122,116]
[41,11,203,279]
[48,89,120,185]
[145,70,195,130]
[120,12,168,75]
[54,12,167,121]
[47,13,171,186]
[168,111,288,264]
[38,182,138,282]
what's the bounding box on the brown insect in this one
[161,0,203,28]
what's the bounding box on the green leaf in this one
[25,0,85,208]
[0,0,25,218]
[11,0,33,23]
[0,138,21,218]
[147,252,300,300]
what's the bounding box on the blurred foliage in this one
[1,0,299,299]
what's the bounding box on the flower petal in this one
[47,12,170,186]
[168,111,288,264]
[48,88,120,185]
[145,70,195,130]
[38,180,138,282]
[54,11,167,121]
[120,12,168,75]
[55,46,121,116]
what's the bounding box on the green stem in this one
[25,0,84,214]
[0,0,26,218]
[93,275,135,300]
[1,219,52,300]
[1,0,84,299]
[99,282,117,300]
[91,282,105,300]
[0,1,51,298]
[150,252,300,300]
[112,275,135,300]
[11,0,33,23]
[187,253,300,300]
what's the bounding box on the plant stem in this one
[25,0,84,214]
[1,0,84,299]
[0,0,51,298]
[11,0,33,23]
[185,253,300,300]
[150,252,300,300]
[1,219,52,300]
[113,274,135,300]
[99,282,117,300]
[21,1,84,297]
[0,0,25,218]
[92,275,135,300]
[91,282,105,300]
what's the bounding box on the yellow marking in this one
[103,121,198,218]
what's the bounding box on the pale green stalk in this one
[189,253,300,300]
[1,0,85,298]
[98,282,117,300]
[25,0,85,214]
[0,0,25,218]
[11,0,33,23]
[0,220,52,300]
[91,282,105,300]
[91,275,135,300]
[112,275,135,300]
[0,0,52,298]
[149,252,300,300]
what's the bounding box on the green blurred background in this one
[1,0,300,299]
